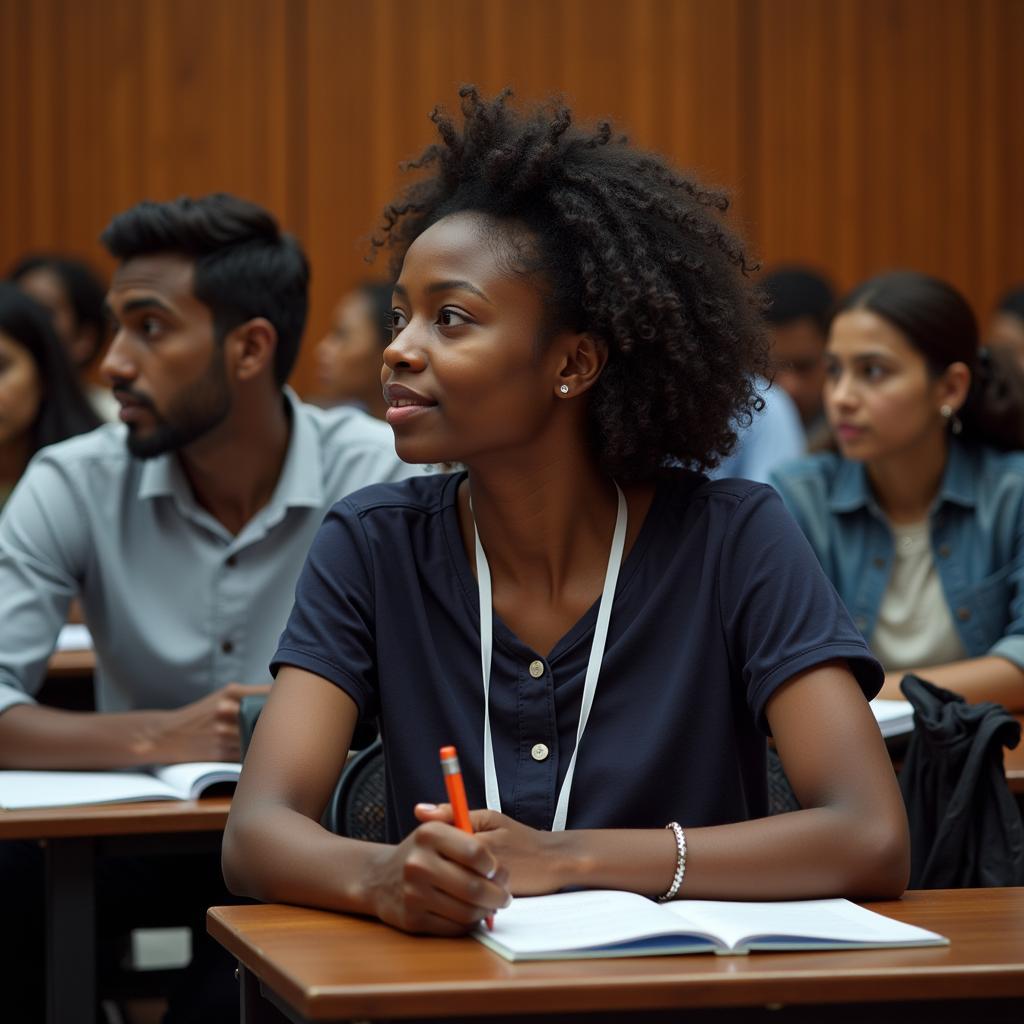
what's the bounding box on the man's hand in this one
[154,682,270,763]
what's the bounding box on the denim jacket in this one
[770,441,1024,671]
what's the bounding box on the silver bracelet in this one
[658,821,687,901]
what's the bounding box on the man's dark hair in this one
[995,284,1024,322]
[8,253,108,366]
[0,282,101,452]
[374,87,768,478]
[100,194,308,386]
[760,266,835,335]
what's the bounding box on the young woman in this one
[772,271,1024,711]
[224,89,908,934]
[0,283,101,507]
[9,253,116,420]
[314,281,394,418]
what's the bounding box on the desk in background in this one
[0,798,230,1024]
[209,887,1024,1023]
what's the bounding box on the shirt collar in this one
[136,387,323,511]
[827,438,978,515]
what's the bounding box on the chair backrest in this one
[238,694,268,760]
[237,695,386,841]
[324,738,386,841]
[767,747,801,815]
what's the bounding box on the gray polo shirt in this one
[0,390,422,716]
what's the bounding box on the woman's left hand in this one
[413,804,566,895]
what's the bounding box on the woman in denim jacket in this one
[772,271,1024,711]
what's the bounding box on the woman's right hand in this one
[366,815,511,935]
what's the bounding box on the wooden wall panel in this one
[2,0,1023,397]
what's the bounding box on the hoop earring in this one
[559,384,570,395]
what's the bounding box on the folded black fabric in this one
[899,674,1024,888]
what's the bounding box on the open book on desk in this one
[0,763,241,810]
[871,698,914,738]
[474,890,948,962]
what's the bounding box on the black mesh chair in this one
[238,695,386,841]
[324,738,386,841]
[767,747,801,815]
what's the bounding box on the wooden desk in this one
[0,797,230,1024]
[45,646,96,678]
[209,888,1024,1023]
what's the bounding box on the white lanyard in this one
[473,483,627,832]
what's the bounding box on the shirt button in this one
[872,557,886,569]
[528,660,545,678]
[226,555,237,568]
[956,607,971,622]
[531,743,549,762]
[938,544,951,558]
[221,639,234,654]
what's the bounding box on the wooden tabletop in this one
[45,647,96,678]
[208,887,1024,1021]
[0,796,231,840]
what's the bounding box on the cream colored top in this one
[872,519,967,672]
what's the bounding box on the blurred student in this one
[224,90,907,940]
[9,252,118,420]
[989,284,1024,369]
[314,282,393,418]
[710,378,804,483]
[0,284,101,508]
[772,271,1024,710]
[761,266,835,443]
[0,194,419,1022]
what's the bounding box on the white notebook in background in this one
[473,890,948,962]
[0,763,241,810]
[55,623,93,651]
[870,698,915,738]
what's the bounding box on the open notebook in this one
[474,890,948,961]
[870,698,914,738]
[0,763,241,810]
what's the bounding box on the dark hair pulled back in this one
[836,270,1024,451]
[373,87,769,479]
[100,194,309,387]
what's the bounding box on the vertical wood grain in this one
[1,0,1022,390]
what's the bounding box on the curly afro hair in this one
[374,87,769,480]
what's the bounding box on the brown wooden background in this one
[2,0,1022,396]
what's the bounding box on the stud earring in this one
[559,384,570,395]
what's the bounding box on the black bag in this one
[898,674,1024,888]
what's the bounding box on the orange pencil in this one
[439,745,493,930]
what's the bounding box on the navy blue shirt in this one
[273,470,882,842]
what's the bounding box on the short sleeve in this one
[717,484,883,732]
[271,499,380,726]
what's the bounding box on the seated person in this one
[314,281,393,419]
[710,377,804,483]
[989,284,1024,371]
[761,265,835,445]
[0,193,418,1022]
[224,89,909,937]
[9,252,118,419]
[0,283,101,508]
[772,271,1024,710]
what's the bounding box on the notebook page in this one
[0,770,178,809]
[152,762,241,799]
[662,898,943,949]
[487,890,711,955]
